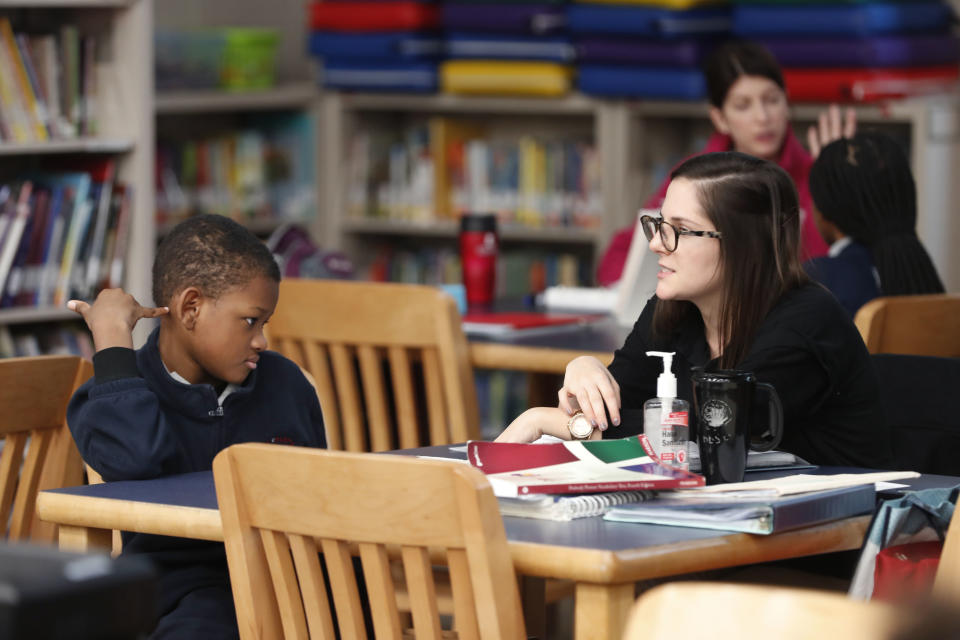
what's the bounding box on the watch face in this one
[569,414,594,439]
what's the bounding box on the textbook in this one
[603,484,877,535]
[498,490,653,521]
[461,311,602,336]
[466,435,704,498]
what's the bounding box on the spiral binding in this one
[498,490,654,521]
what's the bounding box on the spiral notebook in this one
[498,490,654,521]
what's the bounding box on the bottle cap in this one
[646,351,676,398]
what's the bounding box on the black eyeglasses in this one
[640,214,723,253]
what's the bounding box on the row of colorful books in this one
[347,118,601,228]
[366,246,588,296]
[0,322,93,359]
[308,0,959,101]
[0,18,97,143]
[156,112,315,228]
[0,161,130,309]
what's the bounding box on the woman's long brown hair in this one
[651,151,809,368]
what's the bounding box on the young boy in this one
[67,214,326,639]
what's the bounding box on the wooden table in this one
[36,466,902,640]
[467,317,629,407]
[467,317,628,374]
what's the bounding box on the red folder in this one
[784,65,959,102]
[461,311,601,335]
[309,2,439,32]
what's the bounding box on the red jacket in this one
[596,129,828,286]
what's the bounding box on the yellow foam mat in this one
[441,61,572,97]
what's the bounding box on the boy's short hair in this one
[152,214,281,306]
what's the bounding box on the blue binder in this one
[575,37,715,66]
[441,3,566,34]
[446,32,574,62]
[733,2,954,37]
[760,34,960,68]
[578,65,706,98]
[604,484,877,534]
[566,5,732,38]
[321,60,438,92]
[309,31,443,60]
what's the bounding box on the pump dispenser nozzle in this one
[646,351,677,398]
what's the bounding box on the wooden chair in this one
[267,278,480,452]
[0,355,92,543]
[855,294,960,356]
[622,582,901,640]
[214,443,525,640]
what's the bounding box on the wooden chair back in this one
[0,355,91,542]
[855,294,960,357]
[623,582,900,640]
[214,443,525,640]
[267,279,480,451]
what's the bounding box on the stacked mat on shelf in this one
[308,0,442,92]
[440,0,574,96]
[568,0,731,98]
[733,0,960,102]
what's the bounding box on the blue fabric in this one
[804,241,881,318]
[67,326,326,635]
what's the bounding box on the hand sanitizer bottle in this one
[643,351,690,470]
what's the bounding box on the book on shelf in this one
[0,20,98,143]
[603,484,878,535]
[0,182,33,299]
[347,117,601,229]
[0,18,46,142]
[466,435,704,498]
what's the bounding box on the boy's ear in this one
[177,287,203,331]
[708,106,729,136]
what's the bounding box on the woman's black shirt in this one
[604,283,892,469]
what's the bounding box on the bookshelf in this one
[0,0,154,352]
[320,91,960,291]
[154,82,321,240]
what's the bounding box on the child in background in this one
[597,40,857,286]
[67,214,326,640]
[806,130,945,317]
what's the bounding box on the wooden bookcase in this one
[0,0,154,347]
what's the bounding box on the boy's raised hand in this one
[68,288,169,351]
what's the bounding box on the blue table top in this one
[46,453,960,554]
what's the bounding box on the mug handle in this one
[751,382,783,452]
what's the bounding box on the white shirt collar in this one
[164,362,239,407]
[828,236,853,258]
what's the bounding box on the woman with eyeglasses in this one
[497,151,892,470]
[596,40,857,287]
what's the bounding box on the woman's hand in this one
[496,407,571,443]
[68,288,169,351]
[807,104,857,159]
[558,356,621,431]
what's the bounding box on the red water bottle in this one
[459,213,498,307]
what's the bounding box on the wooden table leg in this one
[574,582,635,640]
[519,575,546,639]
[58,525,113,552]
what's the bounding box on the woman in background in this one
[499,151,891,469]
[597,40,855,286]
[806,130,945,318]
